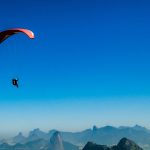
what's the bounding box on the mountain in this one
[13,132,26,144]
[48,131,79,150]
[132,125,150,133]
[59,125,150,148]
[1,125,150,150]
[117,138,143,150]
[0,131,79,150]
[28,128,48,141]
[83,138,143,150]
[48,131,64,150]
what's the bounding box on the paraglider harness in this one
[12,78,19,88]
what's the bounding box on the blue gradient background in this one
[0,0,150,137]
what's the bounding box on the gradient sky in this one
[0,0,150,137]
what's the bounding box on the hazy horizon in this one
[1,121,150,139]
[0,96,150,138]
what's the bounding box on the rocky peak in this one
[83,138,143,150]
[117,138,143,150]
[49,131,64,150]
[30,128,40,134]
[29,128,46,137]
[93,125,98,132]
[17,132,23,137]
[13,132,26,144]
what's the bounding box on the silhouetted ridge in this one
[83,138,143,150]
[83,142,110,150]
[117,138,143,150]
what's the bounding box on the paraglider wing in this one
[0,28,34,43]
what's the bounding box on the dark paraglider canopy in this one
[0,28,34,43]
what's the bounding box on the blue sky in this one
[0,0,150,137]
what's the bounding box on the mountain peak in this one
[13,132,26,144]
[118,137,131,145]
[49,131,64,150]
[14,132,25,139]
[29,128,45,136]
[33,128,40,132]
[117,138,143,150]
[28,128,47,142]
[101,125,117,131]
[83,138,143,150]
[17,132,23,136]
[50,131,63,144]
[93,125,98,132]
[133,125,146,130]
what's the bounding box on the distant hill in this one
[83,138,143,150]
[59,125,150,149]
[48,131,64,150]
[0,131,79,150]
[13,132,26,144]
[47,131,79,150]
[1,125,150,150]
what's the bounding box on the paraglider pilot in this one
[12,78,19,88]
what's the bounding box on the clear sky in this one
[0,0,150,137]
